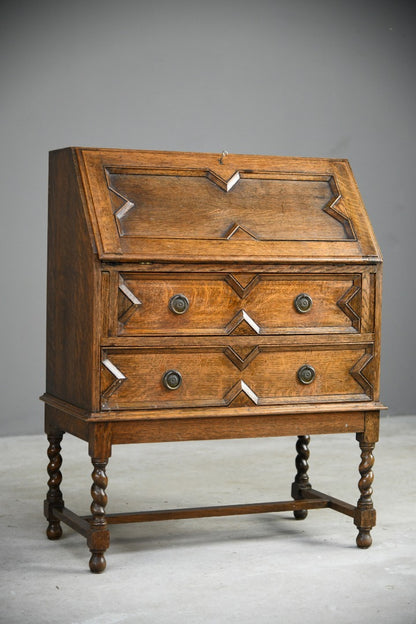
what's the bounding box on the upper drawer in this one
[113,273,363,336]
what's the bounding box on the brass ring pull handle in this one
[162,370,182,390]
[169,294,189,315]
[297,365,316,385]
[294,293,313,313]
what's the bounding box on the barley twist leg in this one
[355,437,376,548]
[88,458,110,573]
[291,435,311,520]
[45,433,64,539]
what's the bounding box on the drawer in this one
[114,273,362,336]
[100,344,374,410]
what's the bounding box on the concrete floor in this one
[0,414,415,624]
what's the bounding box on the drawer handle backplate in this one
[294,293,313,313]
[169,294,189,315]
[162,369,182,390]
[297,364,316,385]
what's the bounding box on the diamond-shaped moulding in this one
[226,310,261,335]
[223,380,259,407]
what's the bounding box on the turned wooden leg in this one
[291,435,311,520]
[44,433,64,539]
[354,434,376,548]
[88,458,110,573]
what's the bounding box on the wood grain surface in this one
[43,147,384,570]
[115,272,362,336]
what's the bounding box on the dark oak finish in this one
[42,148,384,572]
[45,433,64,540]
[88,458,110,573]
[355,435,377,548]
[291,435,312,520]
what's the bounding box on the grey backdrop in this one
[1,0,415,436]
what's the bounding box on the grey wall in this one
[1,0,415,436]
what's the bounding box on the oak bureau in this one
[41,147,384,572]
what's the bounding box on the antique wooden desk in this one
[41,148,384,572]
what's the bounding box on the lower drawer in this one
[100,345,374,410]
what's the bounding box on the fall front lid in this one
[74,148,381,263]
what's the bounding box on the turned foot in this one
[293,509,308,520]
[354,434,376,548]
[291,435,311,520]
[45,433,64,540]
[87,458,110,573]
[356,529,372,549]
[89,552,107,573]
[46,521,63,540]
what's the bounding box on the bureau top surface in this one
[51,147,382,264]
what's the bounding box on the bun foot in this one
[293,509,308,520]
[356,529,372,549]
[89,552,106,573]
[46,521,62,540]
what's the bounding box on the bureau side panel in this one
[372,265,383,402]
[46,148,100,410]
